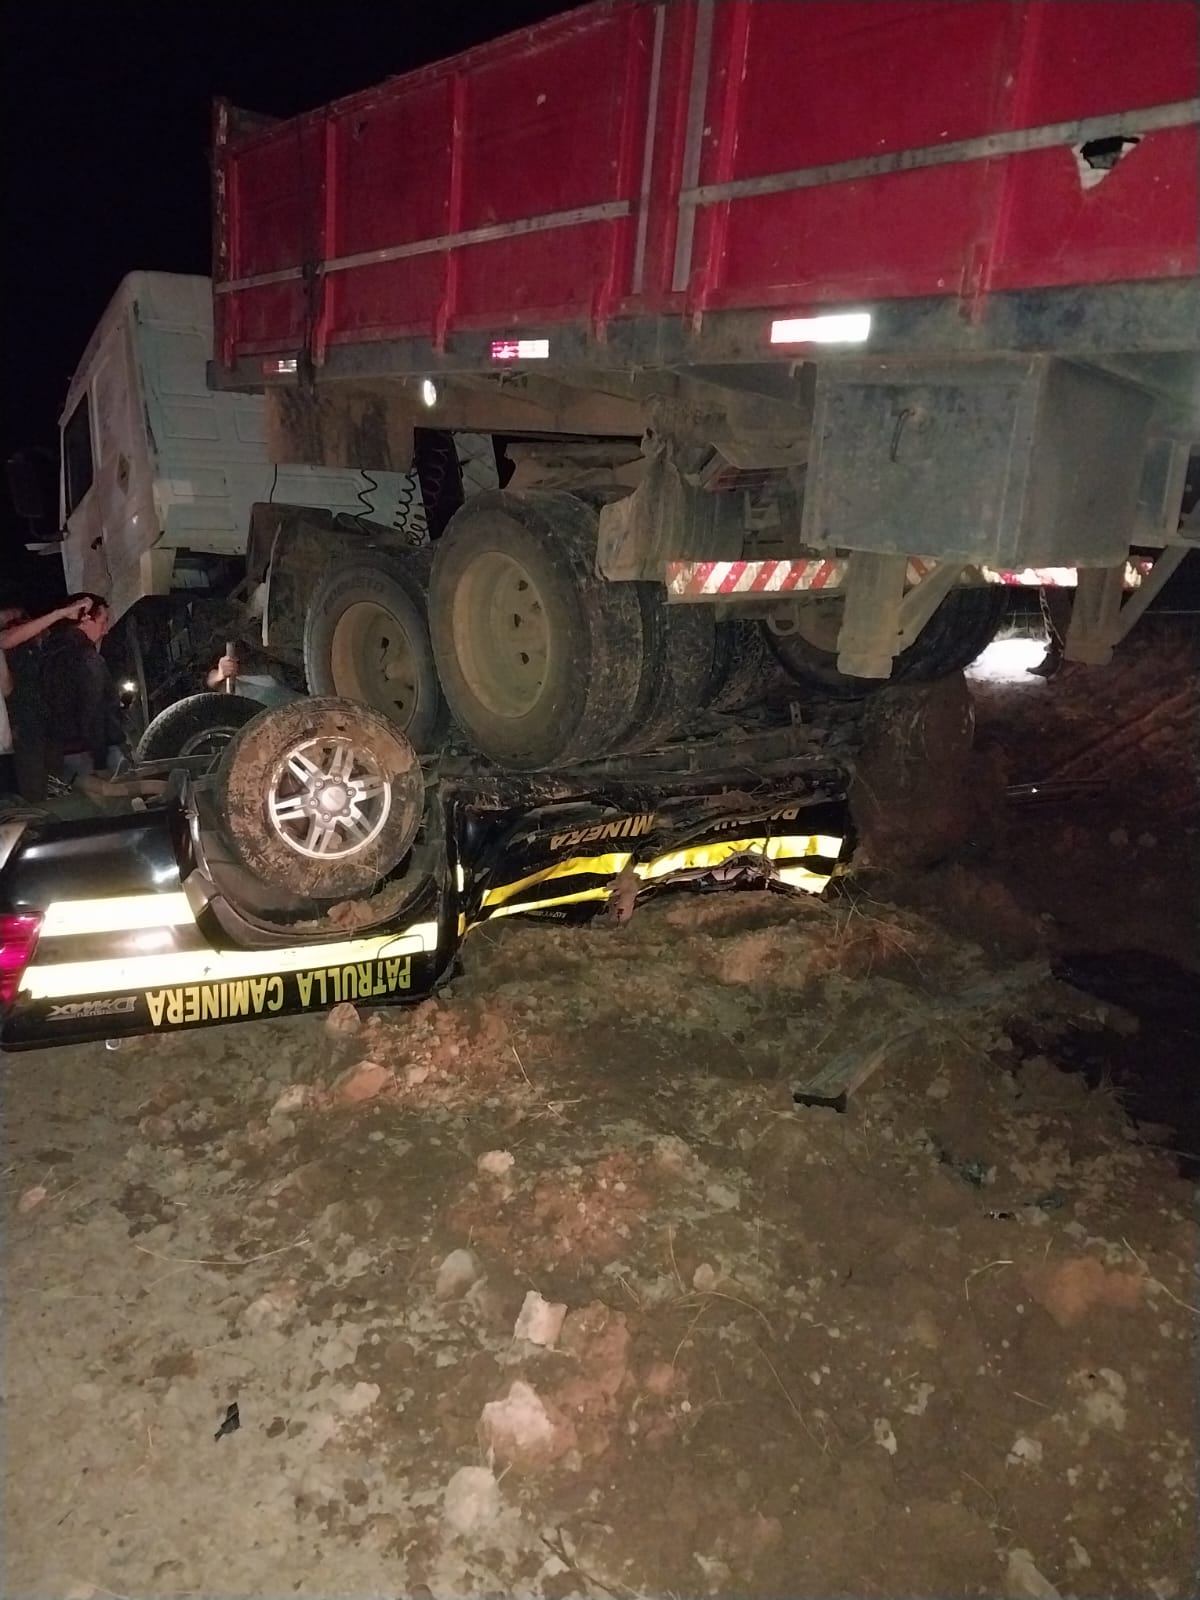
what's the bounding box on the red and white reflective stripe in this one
[665,558,843,597]
[665,557,932,599]
[664,557,1152,599]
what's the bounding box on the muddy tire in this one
[766,587,1007,699]
[616,589,715,752]
[703,619,774,712]
[900,587,1009,681]
[212,698,424,899]
[135,692,262,763]
[428,491,643,770]
[302,551,449,753]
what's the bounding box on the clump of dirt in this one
[849,674,990,869]
[1023,1255,1145,1328]
[881,862,1047,958]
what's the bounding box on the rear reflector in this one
[491,339,550,361]
[0,913,42,1008]
[770,312,871,345]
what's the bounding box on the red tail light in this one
[0,914,42,1008]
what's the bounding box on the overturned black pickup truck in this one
[0,699,851,1050]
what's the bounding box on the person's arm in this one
[0,649,11,700]
[206,652,240,690]
[0,599,89,651]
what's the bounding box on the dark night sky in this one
[1,1,575,599]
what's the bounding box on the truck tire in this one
[616,588,715,752]
[428,491,643,770]
[302,551,450,754]
[212,698,424,900]
[703,619,774,712]
[765,587,1007,699]
[900,587,1009,681]
[135,692,262,763]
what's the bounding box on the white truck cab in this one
[57,271,426,621]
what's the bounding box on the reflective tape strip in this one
[40,893,194,937]
[774,865,834,892]
[482,836,844,905]
[665,555,1157,598]
[21,921,441,1000]
[31,924,211,968]
[481,852,633,909]
[484,888,610,922]
[478,834,846,922]
[768,834,845,860]
[666,559,846,599]
[638,834,845,880]
[664,560,933,599]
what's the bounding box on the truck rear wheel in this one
[900,587,1009,681]
[765,587,1007,698]
[213,698,424,899]
[428,491,643,770]
[136,692,262,763]
[703,619,775,712]
[303,552,449,753]
[616,588,715,753]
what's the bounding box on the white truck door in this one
[60,314,152,612]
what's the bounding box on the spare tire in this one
[429,491,643,770]
[615,589,715,753]
[136,692,262,763]
[303,551,449,753]
[212,698,424,899]
[765,587,1007,699]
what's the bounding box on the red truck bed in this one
[213,0,1199,378]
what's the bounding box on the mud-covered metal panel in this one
[802,356,1153,567]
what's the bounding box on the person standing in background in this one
[38,594,129,781]
[0,597,93,798]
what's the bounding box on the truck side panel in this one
[689,0,1199,311]
[213,0,1199,374]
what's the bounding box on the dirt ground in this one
[4,623,1198,1600]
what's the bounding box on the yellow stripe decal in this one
[477,835,845,922]
[481,836,844,908]
[481,852,633,908]
[482,888,611,922]
[638,834,845,880]
[22,920,442,1000]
